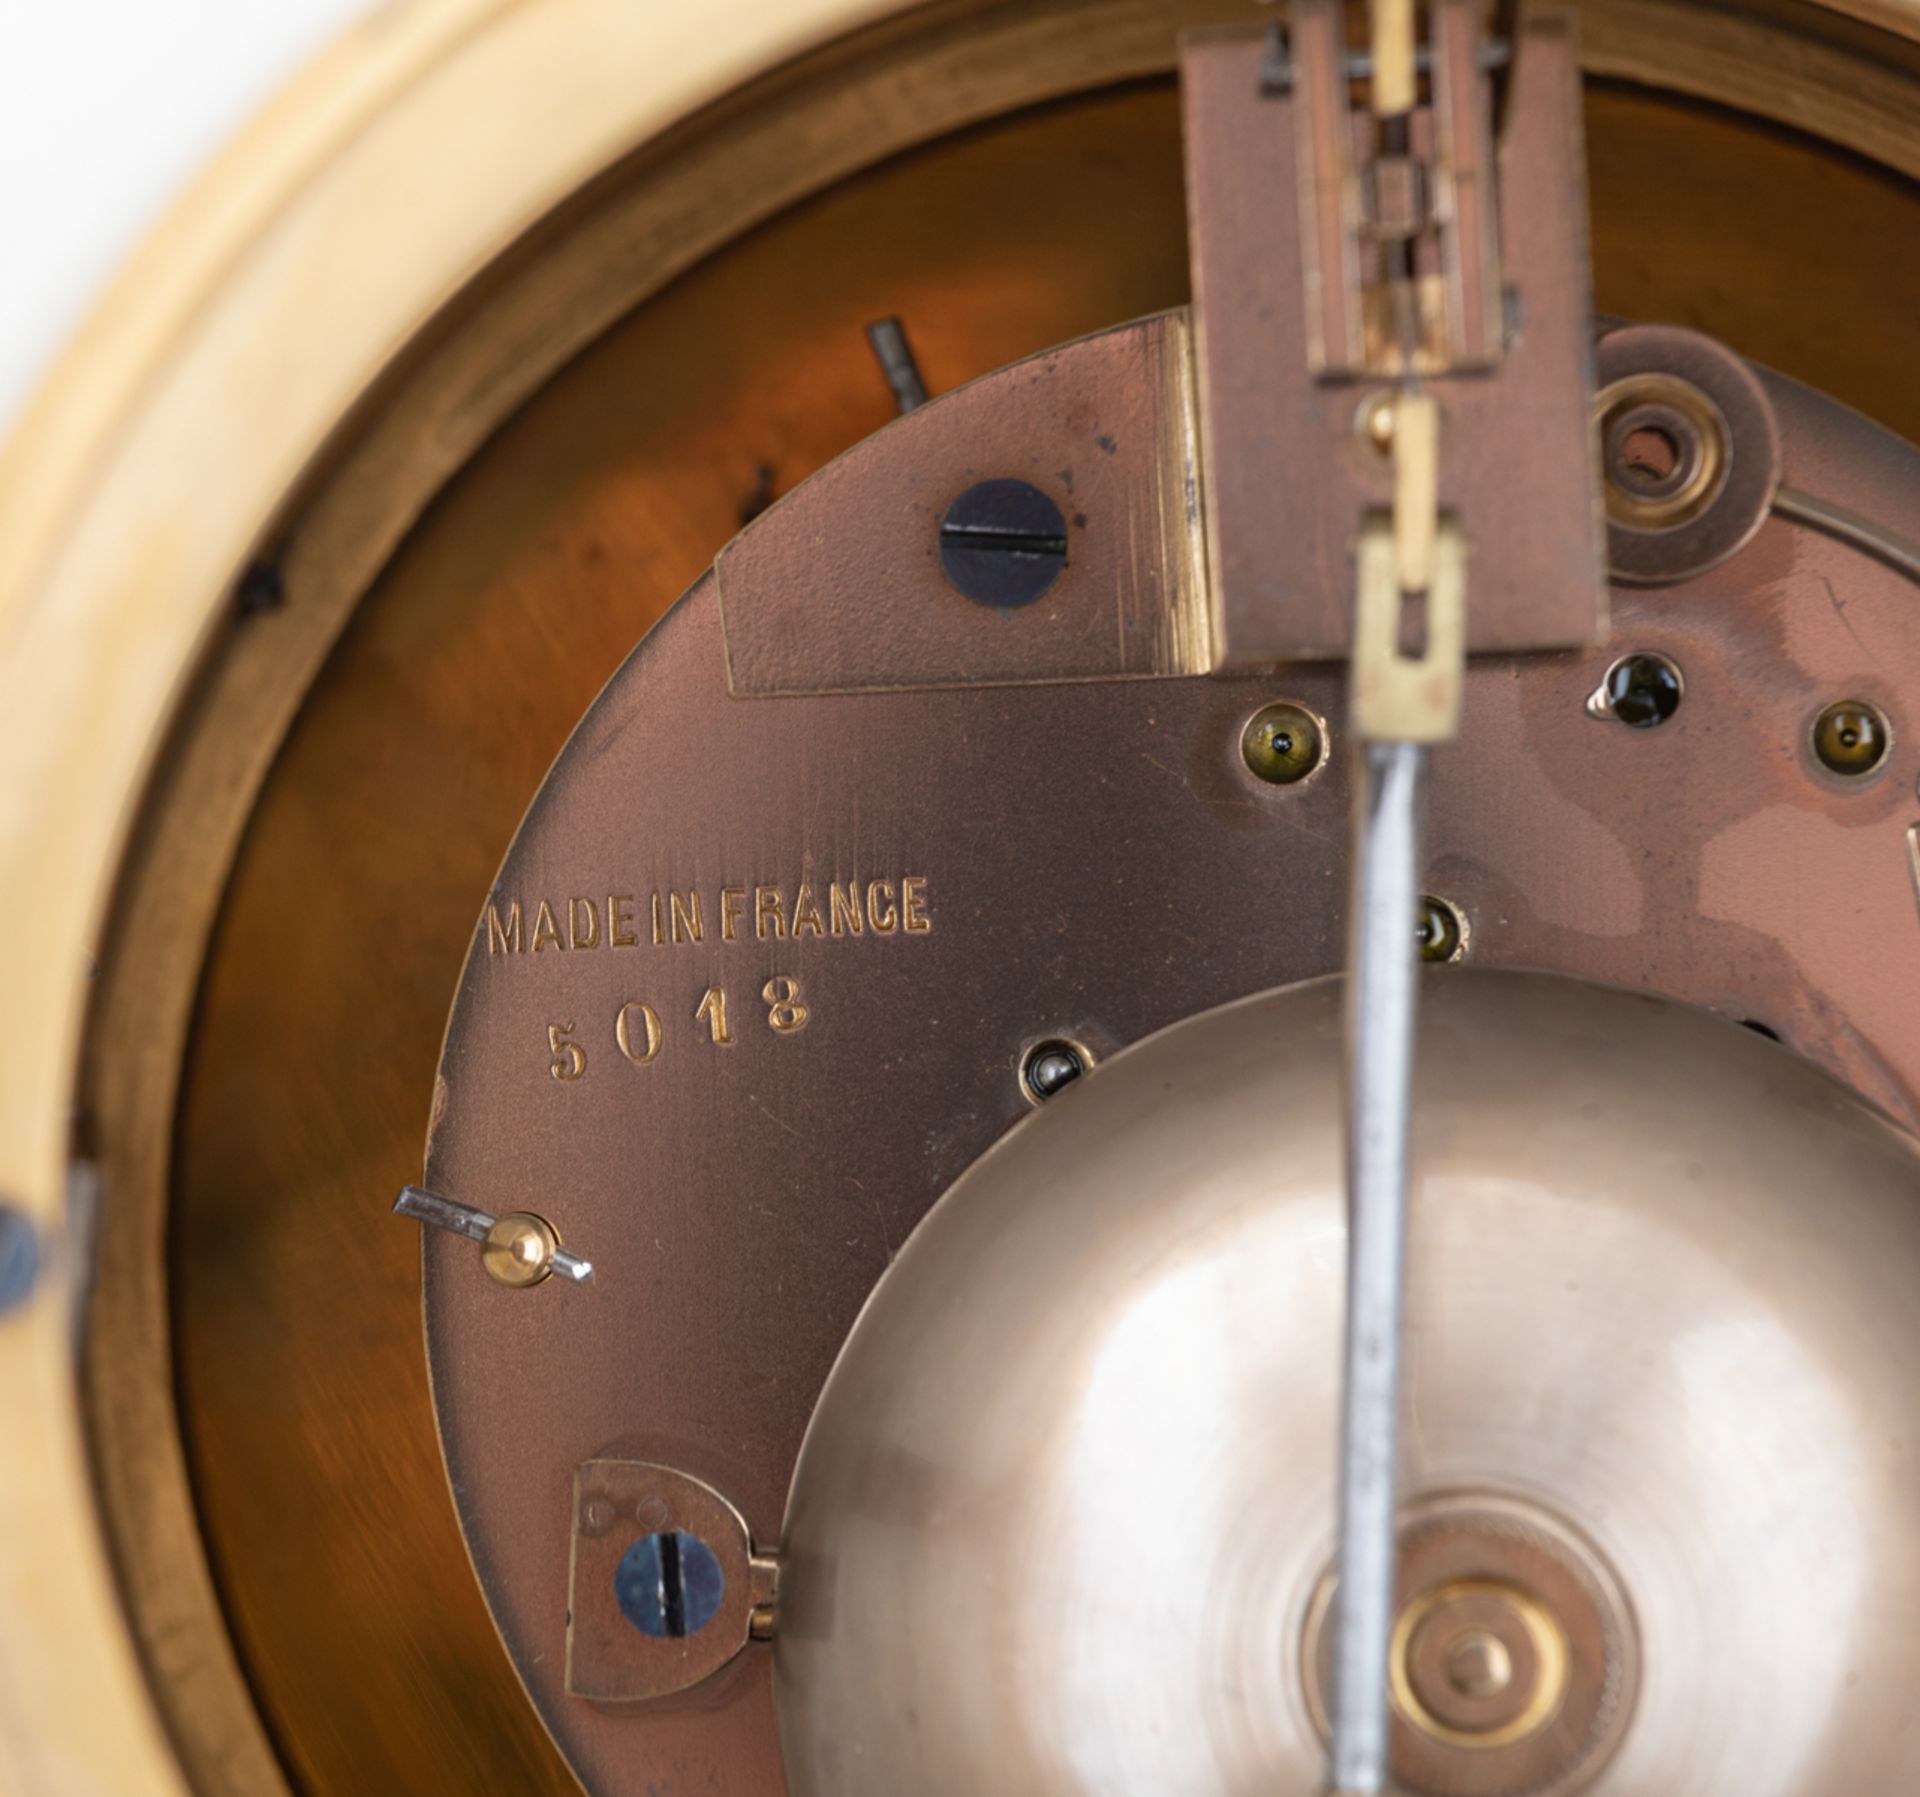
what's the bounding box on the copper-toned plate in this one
[423,325,1920,1793]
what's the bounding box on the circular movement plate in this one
[421,329,1920,1795]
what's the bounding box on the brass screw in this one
[1417,894,1467,964]
[749,1604,778,1641]
[1359,390,1398,454]
[1595,373,1725,529]
[1242,702,1326,786]
[1812,698,1891,776]
[481,1211,561,1288]
[1444,1630,1514,1700]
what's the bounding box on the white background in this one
[0,0,368,435]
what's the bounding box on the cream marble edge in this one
[0,3,896,1790]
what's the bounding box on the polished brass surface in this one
[1812,698,1893,775]
[1418,895,1470,963]
[1434,1629,1515,1706]
[1407,1595,1561,1744]
[1242,702,1330,785]
[1595,326,1781,583]
[776,971,1920,1794]
[1393,1584,1568,1747]
[1304,1495,1639,1794]
[82,54,1920,1797]
[1596,372,1727,529]
[481,1213,560,1289]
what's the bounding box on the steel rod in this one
[1329,737,1426,1796]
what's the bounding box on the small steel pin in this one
[392,1185,593,1286]
[864,316,930,414]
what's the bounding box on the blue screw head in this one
[614,1530,725,1638]
[0,1207,41,1314]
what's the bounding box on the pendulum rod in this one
[1326,0,1468,1788]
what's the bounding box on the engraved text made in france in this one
[482,876,932,957]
